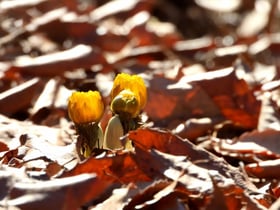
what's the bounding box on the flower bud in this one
[111,73,147,113]
[111,90,139,118]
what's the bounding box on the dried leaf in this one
[0,78,41,116]
[8,45,106,77]
[0,141,9,152]
[195,0,241,12]
[245,159,280,179]
[191,67,260,129]
[213,129,280,160]
[129,128,258,192]
[205,174,266,210]
[1,0,280,208]
[8,173,109,210]
[146,74,223,128]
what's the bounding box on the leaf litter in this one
[1,0,280,209]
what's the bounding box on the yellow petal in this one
[68,90,104,124]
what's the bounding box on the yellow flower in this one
[68,90,104,124]
[110,73,147,117]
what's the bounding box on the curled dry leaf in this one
[146,67,260,132]
[245,159,280,179]
[90,0,154,21]
[128,128,258,193]
[123,180,173,209]
[7,45,106,77]
[212,129,280,160]
[62,149,165,183]
[189,67,260,129]
[195,0,241,12]
[63,129,264,209]
[0,141,9,152]
[0,114,77,175]
[205,174,267,210]
[270,198,280,210]
[0,78,41,116]
[172,117,219,140]
[258,83,280,131]
[8,173,109,210]
[93,184,139,210]
[146,74,223,128]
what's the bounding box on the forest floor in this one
[1,0,280,209]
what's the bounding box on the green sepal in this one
[75,122,103,158]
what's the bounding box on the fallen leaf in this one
[129,128,258,192]
[245,159,280,179]
[8,173,110,210]
[195,0,241,12]
[0,78,41,116]
[212,129,280,160]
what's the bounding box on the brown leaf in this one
[128,128,258,192]
[29,78,71,126]
[195,0,241,12]
[128,190,185,210]
[0,0,58,13]
[146,67,260,131]
[113,45,167,66]
[123,180,172,209]
[0,78,41,116]
[205,174,266,210]
[145,74,224,128]
[173,37,214,58]
[205,175,242,210]
[172,117,219,140]
[270,198,280,210]
[126,11,181,49]
[258,84,280,131]
[270,182,280,198]
[239,129,280,156]
[45,162,64,178]
[23,138,77,170]
[93,183,139,210]
[0,113,73,146]
[8,45,106,77]
[237,2,270,38]
[8,173,111,210]
[1,148,20,166]
[192,67,260,129]
[89,0,154,21]
[0,114,76,172]
[210,45,248,69]
[0,141,9,152]
[245,159,280,179]
[0,168,14,200]
[249,34,280,66]
[62,149,165,184]
[213,129,280,160]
